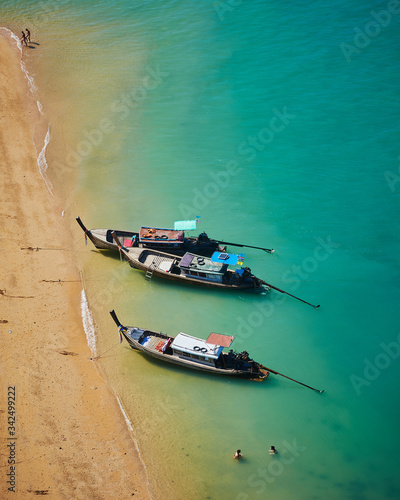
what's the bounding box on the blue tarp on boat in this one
[211,252,244,266]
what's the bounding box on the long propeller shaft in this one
[260,364,324,393]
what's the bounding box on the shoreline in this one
[0,34,152,499]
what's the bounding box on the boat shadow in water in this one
[139,270,268,296]
[122,346,318,394]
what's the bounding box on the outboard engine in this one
[242,267,252,279]
[198,232,210,243]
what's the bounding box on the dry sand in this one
[0,35,151,499]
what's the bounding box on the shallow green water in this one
[2,1,400,498]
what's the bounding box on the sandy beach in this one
[0,35,151,499]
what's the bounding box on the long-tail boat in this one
[113,238,266,291]
[77,218,319,307]
[110,310,269,381]
[76,216,274,257]
[109,310,324,392]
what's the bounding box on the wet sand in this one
[0,35,151,499]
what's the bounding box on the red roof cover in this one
[207,332,234,347]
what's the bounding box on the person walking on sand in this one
[26,28,31,43]
[233,449,243,460]
[20,31,28,47]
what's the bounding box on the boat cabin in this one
[178,251,245,282]
[178,253,228,282]
[170,332,234,366]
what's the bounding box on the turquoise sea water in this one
[2,1,400,498]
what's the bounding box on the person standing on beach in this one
[26,28,31,43]
[20,31,28,47]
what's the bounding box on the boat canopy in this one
[211,252,244,266]
[139,227,184,243]
[171,333,225,359]
[174,220,197,230]
[207,332,234,347]
[179,253,227,273]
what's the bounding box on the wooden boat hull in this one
[125,334,265,378]
[76,217,222,256]
[88,228,137,251]
[111,312,269,381]
[121,247,265,291]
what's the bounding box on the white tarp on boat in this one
[171,332,224,359]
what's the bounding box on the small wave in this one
[1,28,51,195]
[0,27,38,94]
[0,27,22,54]
[79,288,151,497]
[20,59,38,94]
[37,100,44,115]
[116,396,153,499]
[80,287,97,356]
[37,127,54,196]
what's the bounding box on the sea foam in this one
[37,127,54,196]
[116,396,153,498]
[1,27,52,196]
[80,287,97,356]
